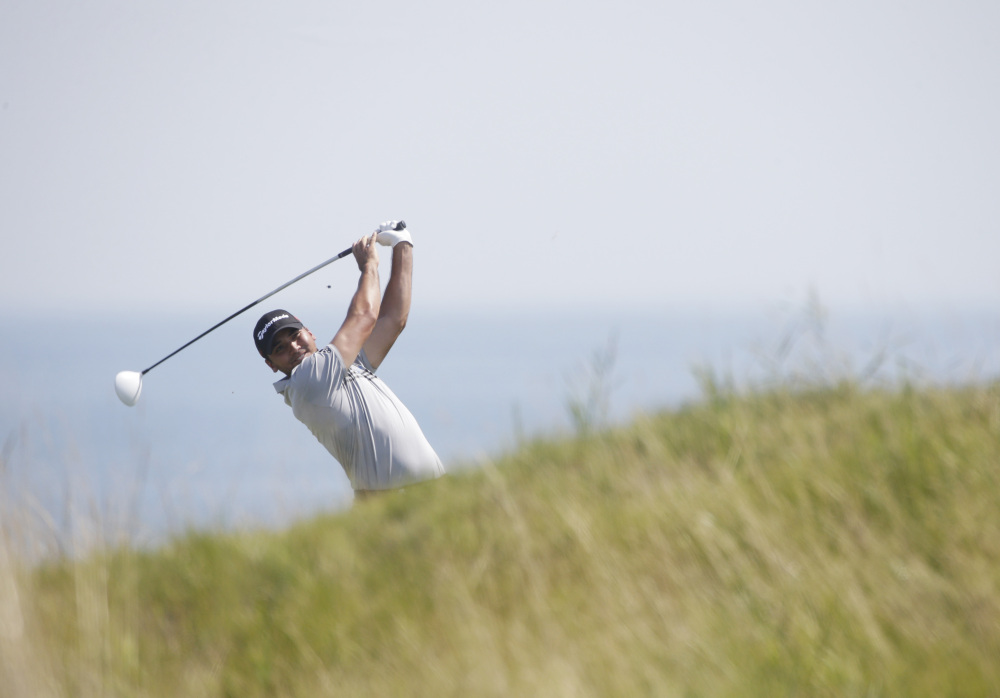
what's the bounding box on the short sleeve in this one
[356,349,376,374]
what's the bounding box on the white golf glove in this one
[375,220,413,247]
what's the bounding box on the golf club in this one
[114,221,406,406]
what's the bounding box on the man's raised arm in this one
[331,232,381,367]
[364,221,414,369]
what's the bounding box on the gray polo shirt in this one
[274,345,444,491]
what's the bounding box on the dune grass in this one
[2,378,999,696]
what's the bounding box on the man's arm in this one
[363,241,412,370]
[331,233,381,367]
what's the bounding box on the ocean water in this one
[2,304,997,555]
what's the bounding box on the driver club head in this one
[115,371,143,407]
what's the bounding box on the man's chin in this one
[289,350,315,370]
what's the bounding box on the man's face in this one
[265,326,318,375]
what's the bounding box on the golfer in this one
[252,221,444,498]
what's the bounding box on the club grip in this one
[394,220,406,230]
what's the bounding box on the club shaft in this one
[141,246,353,375]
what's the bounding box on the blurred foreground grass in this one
[2,379,999,697]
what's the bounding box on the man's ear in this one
[265,357,279,373]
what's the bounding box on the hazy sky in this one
[2,0,998,316]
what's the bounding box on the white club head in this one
[115,371,143,406]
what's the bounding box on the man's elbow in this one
[394,311,408,334]
[380,305,408,335]
[350,306,379,335]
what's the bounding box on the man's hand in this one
[375,220,413,248]
[352,232,380,271]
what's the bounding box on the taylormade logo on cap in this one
[257,313,290,341]
[253,309,304,357]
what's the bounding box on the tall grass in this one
[2,379,999,696]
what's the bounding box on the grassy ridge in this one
[2,381,999,696]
